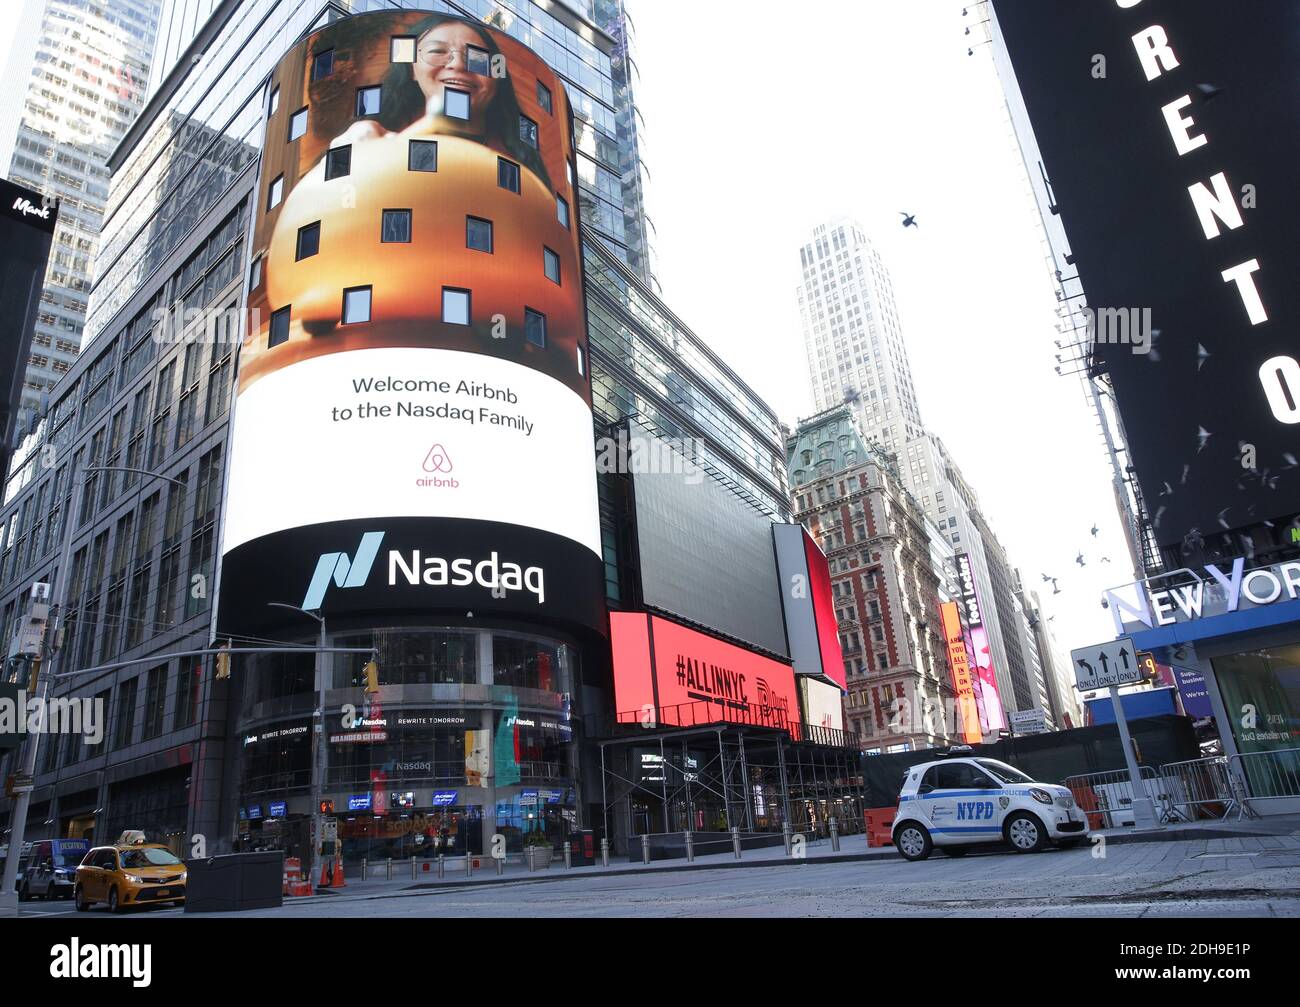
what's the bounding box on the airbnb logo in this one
[423,444,453,473]
[418,444,458,488]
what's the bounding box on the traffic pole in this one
[1110,684,1159,829]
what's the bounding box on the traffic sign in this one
[1071,636,1144,690]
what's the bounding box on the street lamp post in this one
[1,464,183,900]
[267,602,327,888]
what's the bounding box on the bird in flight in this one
[899,212,918,229]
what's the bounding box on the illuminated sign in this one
[954,553,1006,732]
[216,9,605,638]
[431,791,458,807]
[269,801,287,818]
[610,612,802,739]
[939,601,983,744]
[773,524,847,688]
[1105,557,1300,632]
[348,794,372,812]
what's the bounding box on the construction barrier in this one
[863,807,895,848]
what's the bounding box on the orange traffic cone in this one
[330,857,345,887]
[319,859,331,887]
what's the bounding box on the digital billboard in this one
[992,1,1300,549]
[799,677,844,734]
[217,11,604,636]
[939,600,983,745]
[0,177,57,475]
[773,523,846,687]
[630,421,788,657]
[610,612,802,739]
[955,553,1006,733]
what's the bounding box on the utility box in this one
[184,852,284,913]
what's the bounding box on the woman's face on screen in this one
[413,21,498,128]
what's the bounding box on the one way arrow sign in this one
[1070,636,1144,691]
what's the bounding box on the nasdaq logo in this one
[301,532,385,609]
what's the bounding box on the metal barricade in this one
[1157,755,1235,821]
[1064,766,1171,829]
[1228,746,1300,819]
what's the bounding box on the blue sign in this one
[269,801,287,818]
[540,788,563,804]
[519,789,538,807]
[1173,664,1214,719]
[238,807,248,822]
[431,790,458,807]
[247,804,263,820]
[348,794,372,812]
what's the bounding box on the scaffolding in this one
[595,721,865,854]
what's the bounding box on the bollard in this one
[600,837,610,868]
[437,854,444,879]
[465,851,472,877]
[640,833,651,865]
[386,858,392,881]
[563,841,572,869]
[527,846,536,872]
[684,830,695,862]
[731,826,742,859]
[496,853,504,876]
[830,816,840,852]
[410,855,416,880]
[361,857,368,881]
[782,821,793,856]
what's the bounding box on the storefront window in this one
[1213,645,1300,798]
[327,709,479,788]
[494,634,567,691]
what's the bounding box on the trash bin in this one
[185,852,284,913]
[570,829,595,866]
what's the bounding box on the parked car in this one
[18,838,90,900]
[74,840,187,912]
[892,748,1089,861]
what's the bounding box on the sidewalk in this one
[286,813,1300,906]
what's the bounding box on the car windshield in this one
[119,848,182,868]
[52,850,86,867]
[976,759,1035,785]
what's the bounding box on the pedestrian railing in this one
[1157,755,1237,821]
[1063,766,1175,828]
[1228,746,1300,819]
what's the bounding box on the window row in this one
[267,293,550,347]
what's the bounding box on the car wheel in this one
[17,881,29,902]
[1005,812,1047,853]
[74,885,89,912]
[940,845,970,857]
[107,886,120,913]
[894,822,933,861]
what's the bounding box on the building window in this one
[311,48,334,80]
[324,145,351,180]
[519,115,538,148]
[391,36,416,62]
[524,308,546,347]
[498,157,520,193]
[556,195,570,229]
[381,209,411,243]
[296,221,320,260]
[467,45,490,75]
[267,174,284,210]
[576,343,585,377]
[249,256,262,289]
[408,138,437,171]
[268,85,279,116]
[356,85,381,116]
[288,106,308,141]
[543,246,561,284]
[466,216,493,253]
[444,87,470,120]
[537,81,552,114]
[442,288,470,326]
[269,306,290,347]
[342,287,372,325]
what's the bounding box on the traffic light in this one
[320,800,334,815]
[362,659,380,694]
[215,641,232,680]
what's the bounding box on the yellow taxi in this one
[74,833,187,912]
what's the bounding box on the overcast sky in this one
[627,0,1129,657]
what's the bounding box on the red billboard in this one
[610,612,802,739]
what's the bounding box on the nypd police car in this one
[892,749,1088,860]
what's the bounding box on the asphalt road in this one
[25,835,1300,918]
